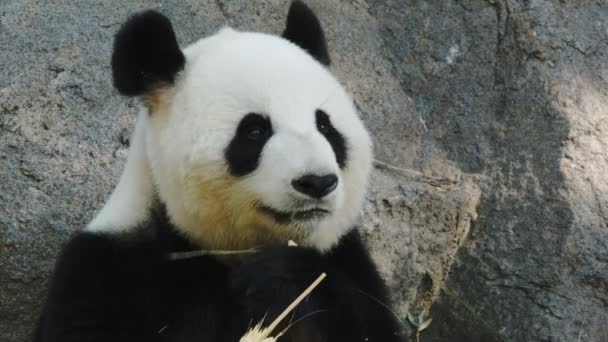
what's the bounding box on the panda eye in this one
[316,113,331,134]
[226,113,273,176]
[315,109,347,169]
[247,127,266,141]
[318,122,329,133]
[237,113,272,143]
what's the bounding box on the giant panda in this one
[34,2,403,341]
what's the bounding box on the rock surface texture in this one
[1,1,607,341]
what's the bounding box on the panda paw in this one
[231,246,330,320]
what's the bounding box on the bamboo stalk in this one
[168,248,257,261]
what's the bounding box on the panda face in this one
[146,29,371,250]
[96,3,372,251]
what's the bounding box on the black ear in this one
[111,10,185,96]
[282,1,330,66]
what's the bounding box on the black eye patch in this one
[316,110,347,168]
[225,113,273,176]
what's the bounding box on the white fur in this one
[89,28,372,251]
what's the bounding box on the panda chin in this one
[258,205,330,225]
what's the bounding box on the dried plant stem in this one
[240,272,327,342]
[373,159,459,190]
[168,248,257,261]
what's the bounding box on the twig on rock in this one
[374,159,459,191]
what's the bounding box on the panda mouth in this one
[259,206,330,224]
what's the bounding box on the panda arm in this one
[231,230,404,341]
[323,229,404,340]
[35,232,161,342]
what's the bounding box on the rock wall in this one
[1,1,606,341]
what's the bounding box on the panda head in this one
[109,1,372,251]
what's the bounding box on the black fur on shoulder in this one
[282,1,331,66]
[34,204,248,342]
[111,10,185,96]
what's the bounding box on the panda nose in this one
[292,174,338,199]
